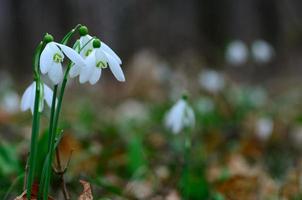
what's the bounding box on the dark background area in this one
[1,0,302,83]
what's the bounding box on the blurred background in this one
[1,0,302,199]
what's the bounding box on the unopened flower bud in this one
[182,93,188,100]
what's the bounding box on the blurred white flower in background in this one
[165,97,195,134]
[227,86,267,108]
[195,97,215,114]
[248,87,268,107]
[116,100,148,123]
[251,40,274,63]
[256,117,273,141]
[198,69,225,93]
[1,91,20,114]
[225,40,248,65]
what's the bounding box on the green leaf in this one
[127,136,147,175]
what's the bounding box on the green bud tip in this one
[43,33,54,43]
[79,25,88,36]
[182,93,188,100]
[93,39,101,48]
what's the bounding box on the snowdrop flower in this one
[198,69,225,93]
[20,82,53,114]
[225,40,248,65]
[70,31,125,84]
[40,36,85,85]
[251,40,274,63]
[165,97,195,134]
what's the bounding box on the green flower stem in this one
[39,85,57,199]
[42,73,69,199]
[26,41,44,200]
[41,24,81,199]
[181,128,192,200]
[26,81,41,200]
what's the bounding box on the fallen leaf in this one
[78,180,93,200]
[14,191,27,200]
[216,175,258,200]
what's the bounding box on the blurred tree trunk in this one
[0,0,301,81]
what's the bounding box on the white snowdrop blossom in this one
[165,98,195,134]
[20,82,53,114]
[198,69,225,93]
[69,35,125,84]
[225,40,248,65]
[40,42,85,85]
[251,40,274,63]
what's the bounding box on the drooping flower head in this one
[165,95,195,134]
[20,81,53,114]
[39,34,85,85]
[69,27,125,84]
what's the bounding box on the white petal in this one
[20,82,35,112]
[79,66,92,83]
[69,64,81,78]
[79,52,95,83]
[89,68,102,85]
[95,48,107,63]
[80,35,93,46]
[55,43,85,67]
[79,35,93,58]
[105,52,125,82]
[40,43,59,74]
[48,63,63,85]
[184,106,195,128]
[165,100,186,134]
[43,83,53,108]
[101,42,122,64]
[29,83,37,114]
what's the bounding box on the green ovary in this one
[85,49,93,57]
[96,60,107,68]
[53,53,63,63]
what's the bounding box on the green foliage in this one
[0,142,21,176]
[127,135,147,175]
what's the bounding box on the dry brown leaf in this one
[14,191,27,200]
[216,175,258,200]
[78,180,93,200]
[56,132,82,168]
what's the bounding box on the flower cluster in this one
[21,26,125,113]
[19,25,127,199]
[225,39,274,65]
